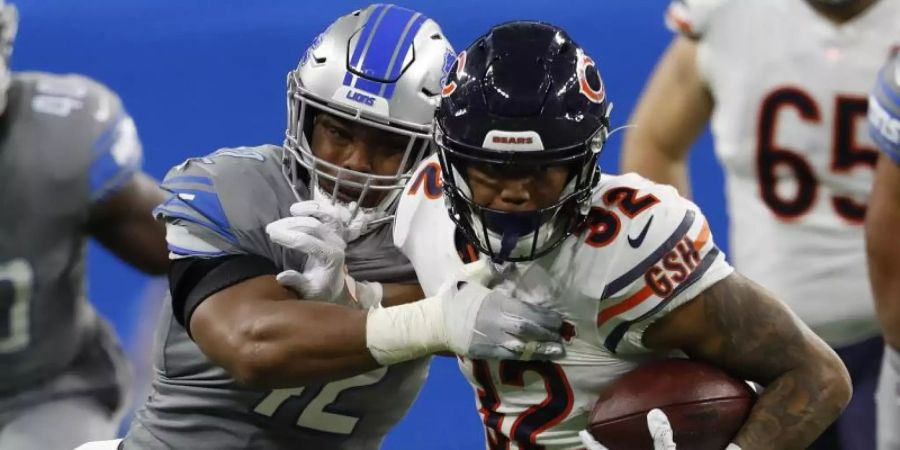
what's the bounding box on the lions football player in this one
[622,0,899,447]
[393,22,851,449]
[866,53,900,450]
[0,1,169,449]
[108,6,564,450]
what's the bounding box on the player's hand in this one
[266,200,381,302]
[266,203,348,302]
[440,260,566,360]
[578,409,677,450]
[288,199,374,243]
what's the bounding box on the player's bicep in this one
[169,254,282,336]
[623,36,712,169]
[644,272,834,385]
[189,272,297,375]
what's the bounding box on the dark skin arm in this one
[87,172,169,275]
[620,36,713,197]
[866,156,900,349]
[645,272,852,449]
[190,274,425,389]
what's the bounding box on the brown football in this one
[588,359,756,450]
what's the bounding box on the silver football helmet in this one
[0,1,17,115]
[284,4,454,232]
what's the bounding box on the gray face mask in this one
[0,2,18,116]
[281,4,455,235]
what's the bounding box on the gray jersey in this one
[0,72,140,419]
[125,145,428,450]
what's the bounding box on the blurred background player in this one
[0,0,169,449]
[622,0,900,447]
[387,21,850,449]
[866,52,900,450]
[117,5,564,450]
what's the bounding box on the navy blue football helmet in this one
[435,21,611,262]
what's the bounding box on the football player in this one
[621,0,899,447]
[0,1,169,449]
[866,53,900,450]
[391,22,851,449]
[111,5,564,450]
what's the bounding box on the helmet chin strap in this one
[497,228,523,262]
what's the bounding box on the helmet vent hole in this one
[314,56,327,64]
[430,33,442,40]
[351,10,361,16]
[422,87,439,97]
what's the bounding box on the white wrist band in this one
[365,296,447,365]
[725,444,742,450]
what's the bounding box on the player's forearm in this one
[866,158,900,349]
[733,363,850,449]
[209,300,380,388]
[381,282,425,307]
[645,274,851,449]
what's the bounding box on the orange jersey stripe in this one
[597,220,712,326]
[597,285,653,326]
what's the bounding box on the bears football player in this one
[866,52,900,450]
[393,22,852,450]
[92,6,564,450]
[0,1,169,448]
[623,1,900,446]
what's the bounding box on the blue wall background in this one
[11,1,725,448]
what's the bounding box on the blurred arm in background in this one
[88,172,169,275]
[620,36,712,197]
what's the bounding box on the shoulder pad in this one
[155,145,290,256]
[589,173,733,354]
[394,154,445,250]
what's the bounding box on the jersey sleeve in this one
[597,176,734,354]
[869,54,900,164]
[664,0,731,39]
[152,147,277,260]
[80,78,144,202]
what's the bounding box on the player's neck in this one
[805,0,879,24]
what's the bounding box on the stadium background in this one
[13,0,725,448]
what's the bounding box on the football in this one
[588,359,756,450]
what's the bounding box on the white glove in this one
[266,200,375,302]
[579,409,677,450]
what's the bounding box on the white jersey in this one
[394,156,733,449]
[667,0,900,346]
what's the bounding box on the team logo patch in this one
[576,49,605,104]
[482,130,544,151]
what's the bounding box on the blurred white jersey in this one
[667,0,900,345]
[395,156,733,449]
